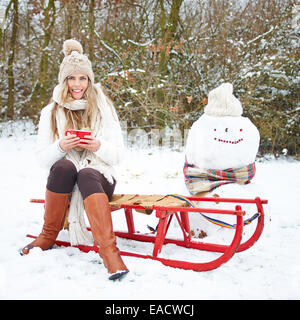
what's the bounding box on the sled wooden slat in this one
[27,194,268,272]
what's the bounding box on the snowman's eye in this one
[225,128,228,132]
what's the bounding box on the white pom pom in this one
[63,39,83,56]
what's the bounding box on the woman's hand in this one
[59,134,80,151]
[77,135,101,152]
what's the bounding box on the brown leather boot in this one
[21,189,70,255]
[83,193,129,280]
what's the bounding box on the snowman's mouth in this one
[214,137,243,144]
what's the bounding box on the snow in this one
[185,114,260,170]
[0,122,300,300]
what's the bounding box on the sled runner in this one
[27,194,268,272]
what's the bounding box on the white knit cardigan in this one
[36,83,125,246]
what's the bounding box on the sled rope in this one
[167,194,261,229]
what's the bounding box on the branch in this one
[246,25,275,46]
[94,30,124,65]
[0,0,13,29]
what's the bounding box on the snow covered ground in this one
[0,121,300,300]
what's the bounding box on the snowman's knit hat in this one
[204,83,243,117]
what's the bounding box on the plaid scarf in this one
[183,158,256,195]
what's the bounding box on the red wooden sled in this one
[27,194,268,272]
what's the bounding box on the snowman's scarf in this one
[183,159,256,195]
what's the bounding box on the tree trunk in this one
[158,0,183,75]
[29,0,56,117]
[6,0,18,120]
[64,0,74,38]
[88,0,95,62]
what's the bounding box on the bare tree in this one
[159,0,183,75]
[6,0,18,119]
[29,0,56,117]
[88,0,95,62]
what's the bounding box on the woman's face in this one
[67,73,89,100]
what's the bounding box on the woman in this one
[21,39,129,281]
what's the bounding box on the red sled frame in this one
[27,195,268,272]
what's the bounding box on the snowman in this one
[184,83,261,240]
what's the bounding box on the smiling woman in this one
[20,39,129,281]
[67,74,89,100]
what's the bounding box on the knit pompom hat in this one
[204,83,243,117]
[58,39,94,84]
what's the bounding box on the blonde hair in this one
[50,79,100,141]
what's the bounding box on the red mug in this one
[65,129,92,144]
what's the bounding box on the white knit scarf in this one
[52,84,113,246]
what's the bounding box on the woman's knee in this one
[51,159,76,174]
[77,168,103,199]
[77,168,98,183]
[47,159,77,193]
[77,168,115,200]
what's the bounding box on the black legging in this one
[46,159,116,200]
